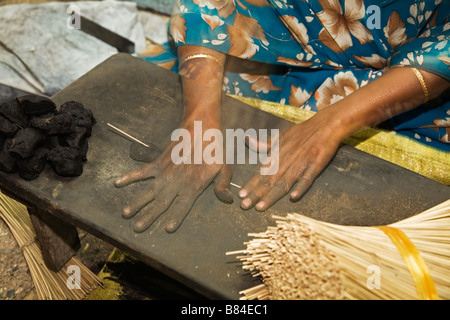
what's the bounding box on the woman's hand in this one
[238,67,450,212]
[115,45,229,233]
[115,118,233,233]
[238,112,343,211]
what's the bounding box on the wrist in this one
[183,109,221,130]
[312,104,357,143]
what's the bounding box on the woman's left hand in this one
[238,66,450,211]
[238,112,343,211]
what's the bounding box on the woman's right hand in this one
[115,117,233,233]
[115,45,231,233]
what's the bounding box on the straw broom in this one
[228,199,450,300]
[0,191,102,300]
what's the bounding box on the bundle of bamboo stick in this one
[0,192,102,300]
[228,199,450,300]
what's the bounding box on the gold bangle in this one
[411,67,429,104]
[180,53,224,68]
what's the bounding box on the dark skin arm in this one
[239,67,450,211]
[115,45,231,233]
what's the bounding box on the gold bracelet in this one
[411,67,429,104]
[180,53,224,68]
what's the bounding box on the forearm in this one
[177,45,226,126]
[323,67,450,140]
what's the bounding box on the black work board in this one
[0,53,448,299]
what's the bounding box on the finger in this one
[214,165,233,204]
[245,128,281,154]
[255,177,293,212]
[122,184,157,219]
[164,193,198,233]
[132,186,178,233]
[240,175,274,210]
[114,163,160,188]
[245,134,271,153]
[237,170,264,199]
[290,168,316,202]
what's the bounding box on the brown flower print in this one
[315,71,359,110]
[277,56,314,67]
[438,57,450,70]
[193,0,236,18]
[279,15,315,54]
[170,14,187,44]
[228,13,268,59]
[440,128,450,143]
[289,85,312,107]
[201,13,224,30]
[353,54,388,69]
[420,118,450,143]
[234,0,270,10]
[317,0,374,53]
[383,10,407,49]
[240,74,282,93]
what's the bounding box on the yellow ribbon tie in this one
[378,226,439,300]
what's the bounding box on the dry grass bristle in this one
[0,191,102,300]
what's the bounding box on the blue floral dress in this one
[147,0,450,152]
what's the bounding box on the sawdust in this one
[290,188,426,227]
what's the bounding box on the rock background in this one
[0,1,147,95]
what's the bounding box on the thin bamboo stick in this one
[229,199,450,300]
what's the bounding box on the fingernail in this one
[217,190,234,204]
[255,201,265,211]
[241,198,251,209]
[166,221,178,233]
[238,189,247,198]
[133,222,147,233]
[290,192,301,202]
[122,206,132,218]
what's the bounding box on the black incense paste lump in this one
[64,126,87,149]
[17,147,48,180]
[47,146,83,177]
[16,94,57,116]
[60,101,96,136]
[0,139,17,173]
[0,99,28,128]
[30,112,75,135]
[0,115,20,138]
[8,127,47,159]
[0,94,95,179]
